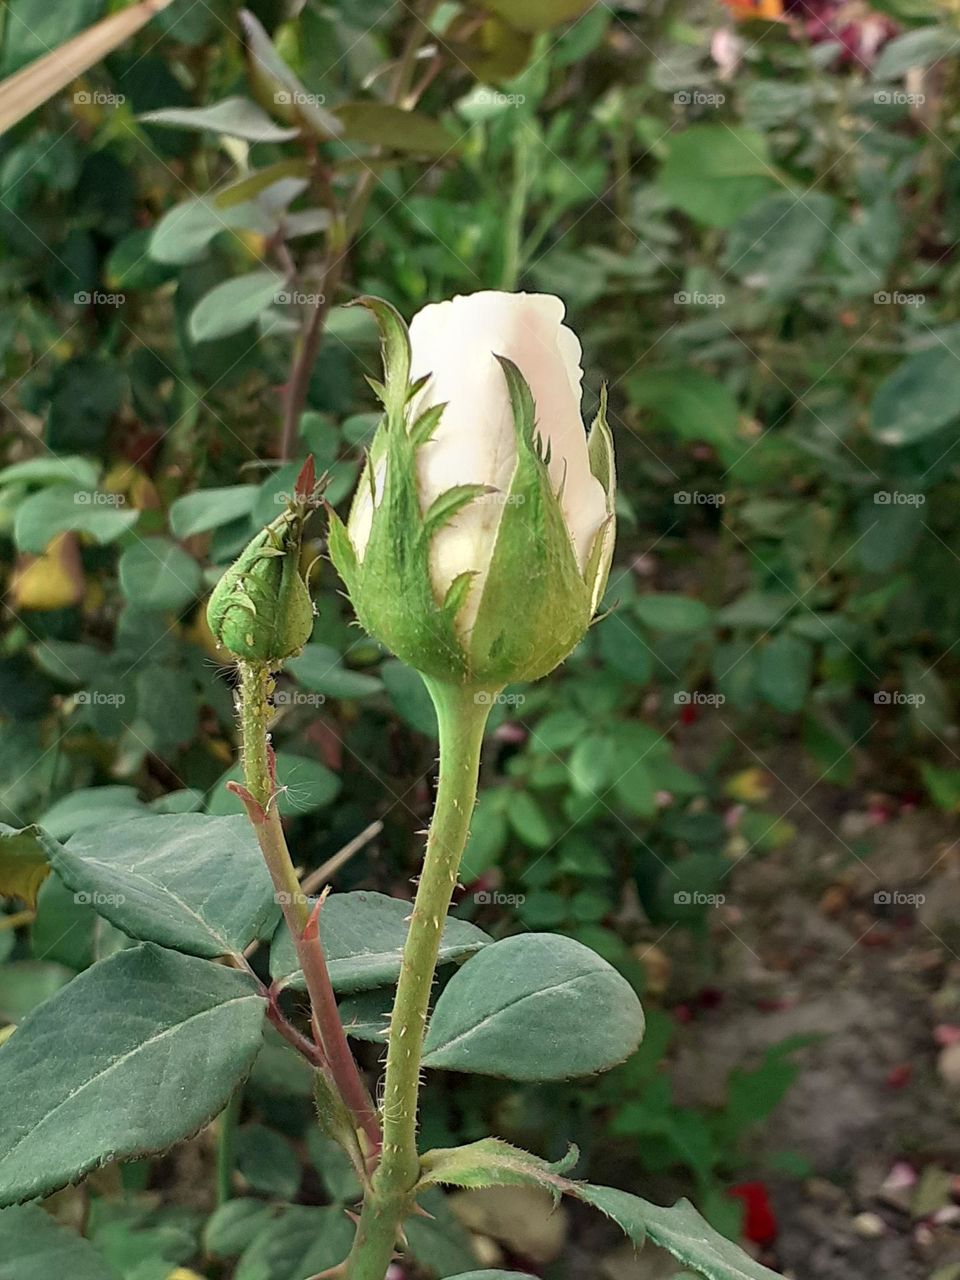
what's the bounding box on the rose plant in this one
[0,292,781,1280]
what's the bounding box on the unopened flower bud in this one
[207,460,316,665]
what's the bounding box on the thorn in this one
[226,780,267,824]
[302,885,331,942]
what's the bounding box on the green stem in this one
[344,680,493,1279]
[236,662,381,1155]
[216,1088,241,1205]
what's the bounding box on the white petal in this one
[408,290,607,634]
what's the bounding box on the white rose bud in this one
[329,291,615,689]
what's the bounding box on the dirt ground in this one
[640,747,960,1280]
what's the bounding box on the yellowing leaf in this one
[725,767,773,804]
[0,826,52,908]
[10,533,84,611]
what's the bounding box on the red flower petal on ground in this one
[728,1181,778,1245]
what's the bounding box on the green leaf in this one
[149,198,230,267]
[0,944,266,1206]
[240,9,343,140]
[381,660,439,737]
[421,933,645,1079]
[0,961,73,1023]
[724,193,835,297]
[189,271,286,343]
[286,645,383,699]
[872,25,959,79]
[139,97,300,142]
[659,127,778,228]
[482,0,596,31]
[235,1124,301,1198]
[575,1185,784,1280]
[204,1198,278,1259]
[757,632,813,713]
[206,753,340,818]
[43,814,279,960]
[404,1188,479,1277]
[118,538,201,612]
[870,344,960,445]
[0,455,99,489]
[271,890,489,992]
[635,595,712,634]
[628,369,739,453]
[233,1205,353,1280]
[0,1203,119,1279]
[0,824,51,907]
[443,1274,538,1280]
[14,486,137,554]
[335,102,457,156]
[420,1137,577,1193]
[38,787,147,839]
[169,485,259,538]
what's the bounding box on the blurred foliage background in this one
[2,0,960,1275]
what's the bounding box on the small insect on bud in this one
[207,457,318,665]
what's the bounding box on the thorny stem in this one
[236,662,381,1155]
[344,681,493,1279]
